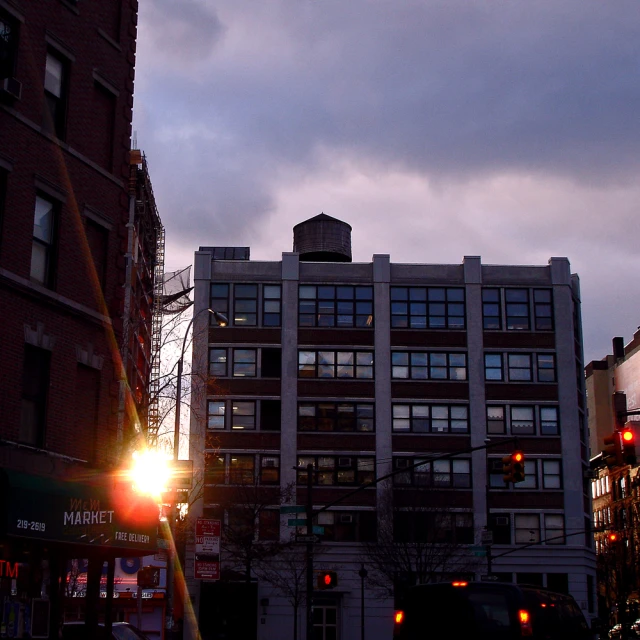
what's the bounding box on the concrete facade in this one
[186,218,596,640]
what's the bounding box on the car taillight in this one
[518,609,533,637]
[393,610,404,638]
[452,581,468,587]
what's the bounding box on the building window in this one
[298,350,374,379]
[296,456,375,486]
[260,399,281,431]
[233,349,256,377]
[392,404,468,433]
[298,402,374,432]
[536,353,556,382]
[0,11,19,80]
[209,348,227,377]
[505,289,530,330]
[391,351,467,380]
[234,284,258,326]
[545,514,565,544]
[542,460,562,489]
[508,354,532,381]
[260,455,280,484]
[534,289,554,330]
[489,514,512,544]
[207,400,225,429]
[393,458,471,488]
[304,511,377,543]
[515,513,540,544]
[44,50,68,138]
[487,406,505,434]
[210,284,229,325]
[394,511,473,544]
[20,345,51,447]
[231,401,255,430]
[510,406,535,435]
[485,352,556,382]
[229,455,255,484]
[482,288,501,330]
[390,287,465,329]
[540,406,559,435]
[263,285,281,326]
[484,354,503,380]
[298,284,373,328]
[204,453,225,484]
[261,347,281,378]
[31,195,57,287]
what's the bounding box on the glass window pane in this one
[264,285,281,298]
[299,285,316,299]
[33,197,54,242]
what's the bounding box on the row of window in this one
[210,283,282,327]
[483,288,553,331]
[392,457,563,489]
[206,283,554,331]
[206,399,560,436]
[591,475,610,499]
[394,511,474,544]
[489,512,566,545]
[299,285,373,328]
[208,347,282,378]
[488,458,563,489]
[296,456,376,486]
[297,350,556,382]
[485,353,556,382]
[205,453,280,485]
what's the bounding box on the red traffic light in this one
[609,533,618,542]
[317,570,338,590]
[623,430,634,442]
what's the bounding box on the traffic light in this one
[502,451,525,484]
[511,451,525,483]
[621,428,636,466]
[608,532,618,542]
[137,566,160,588]
[317,570,338,590]
[602,432,622,468]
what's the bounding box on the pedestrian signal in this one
[317,570,338,590]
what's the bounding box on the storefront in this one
[0,469,159,640]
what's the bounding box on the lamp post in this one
[166,307,227,635]
[358,564,368,640]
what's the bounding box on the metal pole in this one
[358,564,367,640]
[485,482,492,575]
[306,463,314,640]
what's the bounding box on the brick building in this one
[0,1,161,638]
[186,214,596,640]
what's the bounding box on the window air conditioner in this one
[2,77,22,100]
[495,516,510,526]
[338,457,352,468]
[339,514,353,524]
[263,459,276,467]
[396,459,411,469]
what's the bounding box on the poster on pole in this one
[195,518,221,580]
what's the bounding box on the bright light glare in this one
[513,452,523,462]
[623,430,634,442]
[129,450,172,498]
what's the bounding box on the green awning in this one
[1,469,158,554]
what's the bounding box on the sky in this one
[132,0,640,364]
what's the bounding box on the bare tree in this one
[362,486,481,600]
[256,544,325,640]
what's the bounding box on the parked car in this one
[62,621,151,640]
[393,581,594,639]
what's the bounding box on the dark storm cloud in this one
[134,0,640,361]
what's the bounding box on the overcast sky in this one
[132,0,640,364]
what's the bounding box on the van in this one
[393,581,593,640]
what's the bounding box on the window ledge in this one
[97,28,122,52]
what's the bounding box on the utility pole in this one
[306,463,314,640]
[358,564,368,640]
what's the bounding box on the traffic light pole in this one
[306,463,314,640]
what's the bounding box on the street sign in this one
[288,519,307,527]
[296,535,319,543]
[280,505,306,514]
[312,526,325,535]
[470,546,487,557]
[195,518,221,580]
[481,575,499,582]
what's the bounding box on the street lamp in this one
[167,307,227,634]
